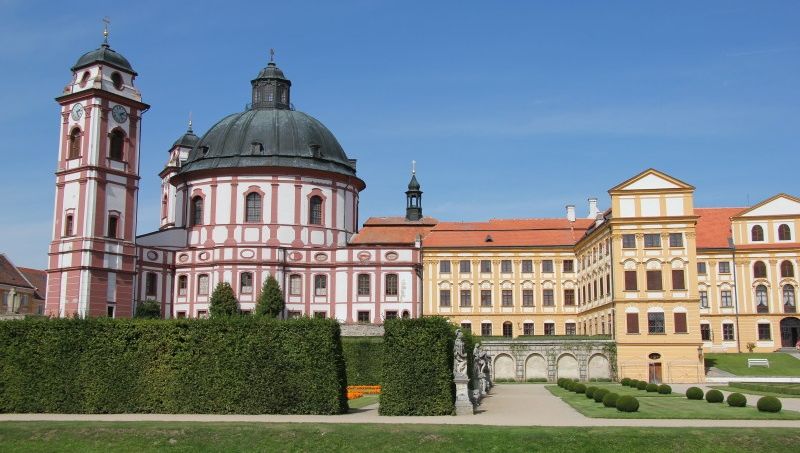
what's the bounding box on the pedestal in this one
[454,375,475,415]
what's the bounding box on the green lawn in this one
[705,353,800,376]
[348,395,380,409]
[586,383,682,398]
[710,385,800,399]
[547,385,800,420]
[0,422,798,452]
[710,382,800,398]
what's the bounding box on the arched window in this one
[753,261,767,279]
[357,274,370,296]
[502,321,513,338]
[314,275,327,296]
[781,261,795,278]
[385,274,398,296]
[161,195,168,220]
[68,128,81,160]
[755,284,768,312]
[111,72,123,90]
[245,193,261,223]
[191,196,203,226]
[309,195,322,225]
[783,286,796,309]
[107,214,119,238]
[778,224,792,241]
[240,272,253,294]
[109,129,125,161]
[751,225,764,242]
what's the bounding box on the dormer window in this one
[199,146,209,157]
[250,142,264,154]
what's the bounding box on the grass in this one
[704,353,800,376]
[0,422,799,452]
[710,382,800,398]
[547,385,800,420]
[586,383,682,398]
[348,395,380,409]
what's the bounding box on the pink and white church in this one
[46,37,437,321]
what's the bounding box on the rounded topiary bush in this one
[636,380,648,390]
[603,392,619,408]
[593,388,609,403]
[616,395,640,412]
[726,392,747,408]
[657,384,672,395]
[757,396,782,413]
[621,378,631,387]
[586,386,597,399]
[646,383,658,393]
[686,387,704,400]
[564,380,574,391]
[705,389,724,403]
[573,383,586,394]
[557,378,565,387]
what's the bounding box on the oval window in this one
[648,353,662,360]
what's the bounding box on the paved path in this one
[2,385,800,428]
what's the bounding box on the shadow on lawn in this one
[704,357,718,372]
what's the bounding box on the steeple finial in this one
[412,160,416,175]
[188,111,193,133]
[269,48,275,63]
[102,17,111,45]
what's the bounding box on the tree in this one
[134,300,161,319]
[209,282,239,318]
[256,275,285,318]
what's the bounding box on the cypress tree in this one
[209,282,239,318]
[256,275,285,318]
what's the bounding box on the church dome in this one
[178,59,357,178]
[71,43,135,74]
[172,126,200,148]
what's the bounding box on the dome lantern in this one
[250,49,291,110]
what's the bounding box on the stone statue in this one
[453,329,468,378]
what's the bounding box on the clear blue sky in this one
[1,1,799,268]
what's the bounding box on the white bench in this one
[747,358,770,368]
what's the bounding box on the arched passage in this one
[556,354,579,380]
[587,354,610,380]
[493,354,516,381]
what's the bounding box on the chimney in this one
[587,197,599,219]
[566,205,576,222]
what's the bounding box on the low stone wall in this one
[340,324,384,337]
[480,339,616,383]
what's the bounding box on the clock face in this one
[111,105,128,123]
[71,103,84,121]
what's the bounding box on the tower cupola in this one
[250,49,291,110]
[405,161,423,221]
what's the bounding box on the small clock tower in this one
[46,26,149,318]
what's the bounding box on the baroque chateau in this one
[40,37,800,383]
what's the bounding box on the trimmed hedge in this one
[586,386,598,399]
[726,392,747,407]
[593,388,609,403]
[573,383,586,394]
[342,337,383,386]
[379,317,456,416]
[603,392,619,408]
[686,387,704,400]
[621,378,632,387]
[616,395,639,412]
[645,383,658,393]
[657,384,672,395]
[0,317,348,414]
[705,389,724,403]
[636,381,648,391]
[757,396,782,413]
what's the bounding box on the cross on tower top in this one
[269,48,275,63]
[412,160,416,175]
[102,17,111,45]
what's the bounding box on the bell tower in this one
[46,24,149,318]
[405,161,423,221]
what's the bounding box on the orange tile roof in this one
[362,216,438,226]
[424,218,595,248]
[350,217,438,245]
[695,207,743,249]
[0,254,34,289]
[18,267,47,301]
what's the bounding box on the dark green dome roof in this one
[173,128,200,148]
[71,43,135,74]
[178,108,356,177]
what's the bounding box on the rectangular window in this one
[385,274,398,296]
[648,312,665,334]
[480,290,492,307]
[314,275,327,296]
[176,311,187,319]
[541,260,554,273]
[481,322,492,336]
[460,322,471,334]
[565,323,576,336]
[480,260,492,273]
[145,272,157,297]
[64,215,74,237]
[287,310,302,319]
[439,260,451,273]
[357,274,370,296]
[626,313,639,334]
[460,289,471,307]
[523,322,534,336]
[384,311,397,320]
[646,270,663,291]
[289,275,302,296]
[314,311,327,319]
[699,290,709,308]
[722,323,735,341]
[198,274,209,295]
[459,260,471,273]
[674,312,688,333]
[720,290,733,308]
[357,311,370,323]
[542,289,554,306]
[197,309,208,319]
[644,233,661,248]
[439,289,451,307]
[718,261,731,274]
[758,323,771,341]
[671,270,686,290]
[563,260,574,273]
[669,233,684,247]
[563,289,575,306]
[178,275,187,296]
[624,270,638,291]
[107,305,115,318]
[240,272,253,294]
[522,289,534,307]
[521,260,533,273]
[697,262,707,275]
[622,234,636,249]
[544,323,555,336]
[502,290,513,307]
[501,260,512,273]
[107,215,118,238]
[700,324,711,341]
